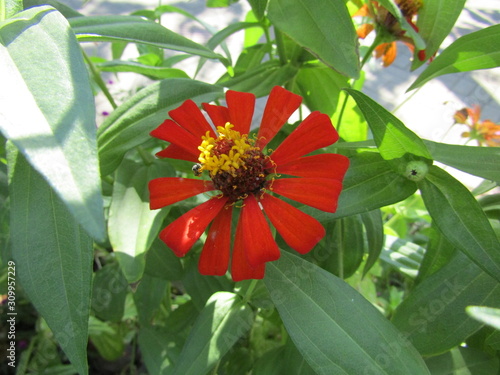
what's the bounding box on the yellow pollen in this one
[197,122,258,176]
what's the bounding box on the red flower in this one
[149,86,349,281]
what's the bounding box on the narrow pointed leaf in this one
[466,306,500,331]
[418,166,500,283]
[9,147,92,375]
[264,251,430,375]
[361,209,384,277]
[172,292,253,375]
[409,24,500,90]
[97,79,223,176]
[267,0,359,78]
[0,6,105,241]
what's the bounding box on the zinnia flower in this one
[149,86,349,281]
[454,105,500,147]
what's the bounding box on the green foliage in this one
[2,0,500,373]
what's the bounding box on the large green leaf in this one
[9,147,92,375]
[108,159,170,283]
[133,273,168,326]
[425,139,500,183]
[345,89,432,175]
[69,15,223,60]
[392,252,500,355]
[418,166,500,283]
[0,6,105,241]
[425,347,500,374]
[97,79,223,176]
[91,262,128,323]
[264,251,430,375]
[267,0,359,78]
[171,292,254,375]
[411,0,466,70]
[409,24,500,90]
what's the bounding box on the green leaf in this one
[138,326,183,375]
[418,166,500,283]
[308,152,417,221]
[264,251,430,375]
[425,139,500,183]
[466,306,500,331]
[248,0,268,20]
[267,0,359,78]
[91,262,128,323]
[108,159,170,283]
[69,15,223,60]
[133,273,168,326]
[409,24,500,90]
[8,147,92,375]
[392,252,500,355]
[95,60,190,79]
[345,89,432,174]
[144,238,183,281]
[425,346,500,374]
[380,236,425,279]
[0,6,105,241]
[97,79,223,176]
[361,209,384,277]
[4,0,22,19]
[23,0,84,18]
[88,317,124,361]
[292,63,349,117]
[172,292,254,375]
[411,0,466,70]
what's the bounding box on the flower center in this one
[197,123,270,202]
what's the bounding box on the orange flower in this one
[454,105,500,147]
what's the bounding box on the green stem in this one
[335,93,350,134]
[360,32,382,70]
[242,279,259,304]
[336,221,344,279]
[82,49,117,110]
[274,26,287,66]
[137,145,155,165]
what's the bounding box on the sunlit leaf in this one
[466,306,500,331]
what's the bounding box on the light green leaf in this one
[23,0,84,18]
[264,251,430,375]
[69,15,223,60]
[267,0,359,78]
[88,317,124,362]
[425,346,499,374]
[108,159,170,283]
[418,166,500,283]
[9,147,92,375]
[380,236,425,278]
[392,252,500,355]
[0,6,105,241]
[172,292,254,375]
[97,79,223,176]
[95,60,189,79]
[345,89,432,174]
[466,306,500,331]
[411,0,466,69]
[409,24,500,90]
[4,0,22,19]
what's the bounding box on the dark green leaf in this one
[248,0,268,20]
[133,273,168,326]
[97,79,223,176]
[345,89,432,174]
[91,262,128,322]
[139,325,183,375]
[392,252,500,355]
[425,346,499,374]
[425,139,500,183]
[264,251,430,375]
[411,0,466,69]
[418,166,500,283]
[144,238,184,281]
[69,15,223,60]
[172,292,254,375]
[23,0,84,18]
[380,236,425,278]
[268,0,359,78]
[361,209,384,277]
[9,147,92,375]
[0,6,105,241]
[409,24,500,90]
[108,159,170,283]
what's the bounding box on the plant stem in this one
[242,279,259,304]
[274,26,288,66]
[82,49,118,110]
[336,221,344,279]
[137,145,155,165]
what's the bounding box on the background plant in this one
[1,0,500,374]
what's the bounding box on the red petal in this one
[256,86,302,148]
[226,90,255,134]
[231,213,265,282]
[149,178,215,209]
[168,99,214,138]
[271,177,343,213]
[150,119,200,158]
[276,153,350,180]
[260,193,325,254]
[156,144,199,162]
[270,112,339,166]
[159,197,228,257]
[241,194,280,267]
[198,206,232,276]
[202,103,230,128]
